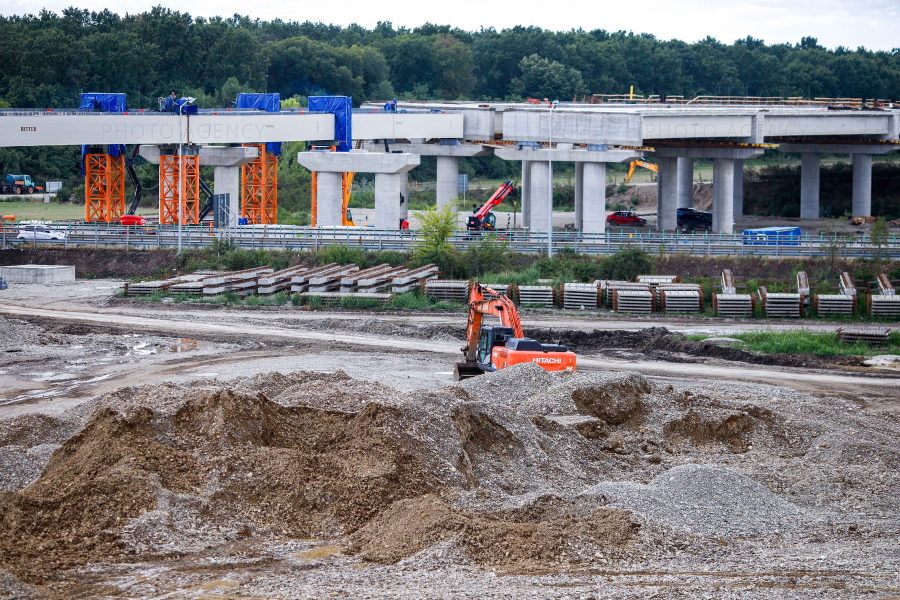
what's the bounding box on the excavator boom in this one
[623,159,658,183]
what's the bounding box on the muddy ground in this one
[0,283,898,598]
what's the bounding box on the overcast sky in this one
[2,0,898,52]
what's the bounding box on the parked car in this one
[677,208,713,231]
[16,224,68,241]
[606,211,647,226]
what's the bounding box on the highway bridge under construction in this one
[1,93,898,236]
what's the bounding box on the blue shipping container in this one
[742,226,801,246]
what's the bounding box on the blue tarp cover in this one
[78,94,126,174]
[236,93,281,155]
[79,93,127,113]
[308,96,352,152]
[236,93,281,112]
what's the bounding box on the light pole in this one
[177,97,196,254]
[548,100,558,258]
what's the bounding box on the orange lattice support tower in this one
[158,152,201,225]
[241,144,278,224]
[84,151,125,222]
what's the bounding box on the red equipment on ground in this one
[466,180,515,233]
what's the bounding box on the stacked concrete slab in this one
[837,327,891,345]
[813,294,854,316]
[424,280,472,303]
[563,282,601,310]
[712,270,753,317]
[0,265,75,284]
[517,285,555,308]
[758,287,803,318]
[612,289,654,313]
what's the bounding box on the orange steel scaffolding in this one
[159,154,200,225]
[241,144,278,224]
[85,153,125,222]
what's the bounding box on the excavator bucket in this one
[453,361,483,381]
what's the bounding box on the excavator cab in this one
[476,325,515,366]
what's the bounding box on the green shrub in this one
[318,244,371,267]
[307,295,323,308]
[291,292,302,306]
[616,183,629,194]
[340,295,383,309]
[597,248,652,281]
[273,291,290,304]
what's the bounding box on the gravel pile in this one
[583,464,803,536]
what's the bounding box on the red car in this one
[606,211,647,226]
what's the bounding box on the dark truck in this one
[677,207,712,231]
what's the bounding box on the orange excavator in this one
[623,159,658,183]
[454,283,577,380]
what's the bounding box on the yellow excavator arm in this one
[623,160,658,183]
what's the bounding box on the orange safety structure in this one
[85,153,125,222]
[159,154,201,225]
[241,144,278,224]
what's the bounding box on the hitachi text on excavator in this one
[454,283,577,380]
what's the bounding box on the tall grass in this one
[687,330,900,356]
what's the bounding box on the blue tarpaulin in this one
[78,94,127,175]
[308,96,352,152]
[79,93,127,113]
[236,93,281,155]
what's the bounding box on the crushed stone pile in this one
[0,362,897,589]
[583,464,803,536]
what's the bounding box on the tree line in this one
[1,7,898,110]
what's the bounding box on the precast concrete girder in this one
[652,147,764,161]
[494,147,639,164]
[501,110,643,146]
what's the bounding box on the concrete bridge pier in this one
[852,153,873,217]
[655,157,678,232]
[713,159,736,234]
[496,147,637,235]
[295,151,419,229]
[139,145,259,226]
[581,162,607,234]
[676,157,694,209]
[800,153,821,219]
[656,147,762,235]
[521,161,532,229]
[436,156,459,211]
[574,162,584,230]
[779,143,896,219]
[733,159,744,218]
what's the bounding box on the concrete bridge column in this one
[800,153,821,219]
[315,172,344,226]
[852,153,873,217]
[733,159,744,217]
[521,161,532,229]
[213,166,241,226]
[712,158,735,234]
[676,157,694,209]
[582,162,607,234]
[529,161,551,235]
[574,162,584,230]
[656,157,678,232]
[375,173,409,230]
[435,156,459,211]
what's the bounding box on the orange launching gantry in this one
[454,283,577,380]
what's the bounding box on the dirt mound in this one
[0,377,436,584]
[664,408,755,452]
[528,327,673,354]
[571,374,651,424]
[347,494,639,567]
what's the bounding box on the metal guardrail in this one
[2,224,900,259]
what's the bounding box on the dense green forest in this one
[1,7,898,214]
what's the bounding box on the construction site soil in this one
[0,357,896,598]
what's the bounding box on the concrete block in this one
[1,265,75,284]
